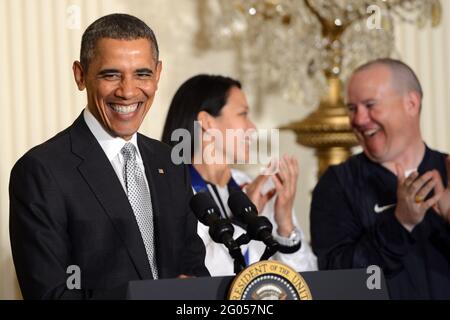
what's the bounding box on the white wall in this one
[1,0,449,299]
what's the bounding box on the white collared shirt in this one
[83,108,149,193]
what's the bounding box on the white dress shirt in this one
[83,108,150,193]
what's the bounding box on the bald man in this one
[310,58,450,299]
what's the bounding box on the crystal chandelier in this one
[197,0,441,176]
[197,0,441,108]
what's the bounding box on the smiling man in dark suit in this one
[9,13,208,300]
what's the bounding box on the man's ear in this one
[404,91,421,116]
[73,61,86,91]
[155,61,162,89]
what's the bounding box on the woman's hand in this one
[272,155,299,237]
[243,174,276,214]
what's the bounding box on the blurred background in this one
[1,0,449,299]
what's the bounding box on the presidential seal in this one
[228,260,312,300]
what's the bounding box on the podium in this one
[126,269,389,300]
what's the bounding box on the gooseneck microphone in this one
[227,190,279,257]
[189,192,246,271]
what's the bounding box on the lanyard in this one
[189,165,240,194]
[189,165,250,265]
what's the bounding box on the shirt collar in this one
[83,108,141,161]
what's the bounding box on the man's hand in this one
[434,156,450,224]
[395,164,441,231]
[272,155,299,237]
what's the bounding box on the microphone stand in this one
[230,233,280,273]
[231,234,251,274]
[260,242,279,261]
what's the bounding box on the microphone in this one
[189,192,239,253]
[227,190,279,252]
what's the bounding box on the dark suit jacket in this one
[9,113,209,299]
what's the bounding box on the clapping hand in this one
[395,163,442,231]
[434,156,450,224]
[271,155,299,237]
[242,174,276,214]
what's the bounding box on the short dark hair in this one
[352,58,423,103]
[161,74,242,153]
[80,13,159,71]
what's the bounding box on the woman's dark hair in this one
[161,74,241,153]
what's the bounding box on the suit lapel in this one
[138,135,174,278]
[69,113,152,279]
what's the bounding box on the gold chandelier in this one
[197,0,442,176]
